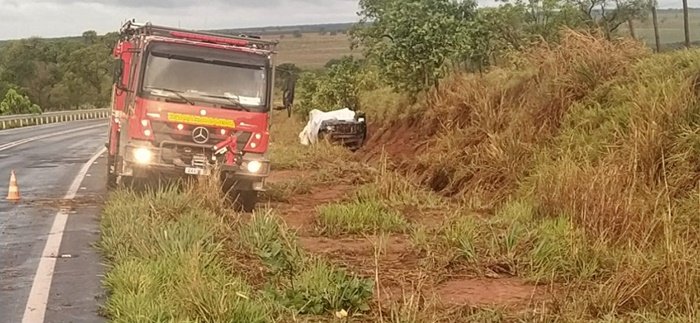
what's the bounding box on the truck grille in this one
[191,154,207,167]
[160,144,211,166]
[335,124,358,133]
[151,122,251,147]
[322,121,364,134]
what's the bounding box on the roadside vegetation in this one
[96,0,699,322]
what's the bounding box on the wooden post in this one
[651,1,661,52]
[683,0,690,48]
[628,19,636,39]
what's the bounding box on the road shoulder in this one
[44,152,108,323]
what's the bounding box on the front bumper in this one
[319,131,366,149]
[121,141,270,183]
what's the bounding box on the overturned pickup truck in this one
[298,108,367,151]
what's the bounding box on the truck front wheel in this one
[234,190,258,212]
[106,155,118,190]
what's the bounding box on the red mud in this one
[435,277,543,307]
[276,184,354,231]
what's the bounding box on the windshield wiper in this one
[146,87,195,105]
[198,94,252,112]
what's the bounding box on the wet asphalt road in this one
[0,119,108,323]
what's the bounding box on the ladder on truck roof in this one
[120,20,278,51]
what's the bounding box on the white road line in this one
[0,123,105,152]
[21,146,107,323]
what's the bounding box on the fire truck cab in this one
[106,21,278,211]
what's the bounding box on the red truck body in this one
[106,21,278,210]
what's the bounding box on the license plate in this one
[185,167,207,175]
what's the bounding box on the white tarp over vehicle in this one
[298,108,356,145]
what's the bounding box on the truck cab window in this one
[141,42,268,111]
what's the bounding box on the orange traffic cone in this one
[6,170,20,201]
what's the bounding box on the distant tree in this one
[63,41,111,107]
[292,30,303,38]
[324,58,343,68]
[101,32,120,50]
[82,30,97,45]
[330,31,338,36]
[350,0,478,93]
[568,0,651,39]
[0,88,41,115]
[275,63,301,88]
[296,56,377,118]
[0,31,117,110]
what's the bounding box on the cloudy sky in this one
[0,0,697,40]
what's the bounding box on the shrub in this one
[0,88,41,115]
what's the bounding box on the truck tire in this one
[106,155,118,190]
[236,190,258,212]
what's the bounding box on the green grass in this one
[273,258,374,315]
[316,200,407,235]
[441,215,481,263]
[237,210,374,316]
[99,187,275,322]
[237,210,304,276]
[100,184,375,321]
[354,164,447,210]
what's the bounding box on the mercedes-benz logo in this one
[192,127,209,144]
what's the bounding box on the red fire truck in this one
[106,21,278,211]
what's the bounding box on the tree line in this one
[0,31,116,115]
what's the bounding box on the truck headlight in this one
[247,160,262,173]
[358,117,365,123]
[133,147,152,165]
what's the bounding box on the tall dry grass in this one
[364,29,700,319]
[370,30,650,208]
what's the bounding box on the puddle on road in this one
[26,164,59,169]
[26,157,89,169]
[13,195,105,209]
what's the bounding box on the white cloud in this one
[0,0,359,39]
[0,0,697,40]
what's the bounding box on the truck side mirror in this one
[113,58,125,90]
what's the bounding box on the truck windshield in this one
[141,42,268,111]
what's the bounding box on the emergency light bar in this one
[169,31,249,46]
[120,20,278,51]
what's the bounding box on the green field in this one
[261,33,359,69]
[621,8,700,46]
